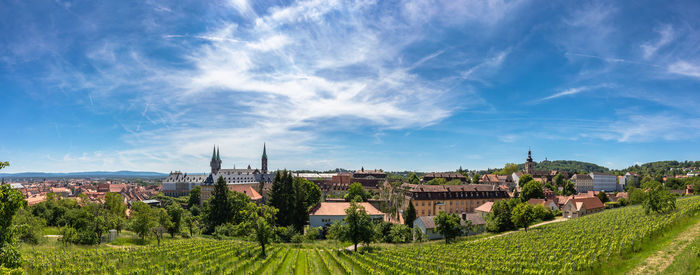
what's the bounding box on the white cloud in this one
[16,0,521,172]
[537,84,611,102]
[641,24,674,59]
[668,61,700,78]
[609,113,700,142]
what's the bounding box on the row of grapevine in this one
[20,196,700,274]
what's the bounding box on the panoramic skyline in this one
[1,0,700,173]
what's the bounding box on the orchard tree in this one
[166,203,184,237]
[434,211,463,243]
[343,202,374,252]
[511,203,534,232]
[643,181,676,214]
[243,203,278,257]
[153,208,172,246]
[129,201,156,243]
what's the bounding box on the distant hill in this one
[517,160,610,174]
[619,160,700,176]
[0,171,168,178]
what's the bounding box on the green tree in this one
[521,180,545,201]
[408,173,420,185]
[596,192,609,203]
[268,170,295,227]
[511,203,534,232]
[486,199,518,232]
[389,224,412,243]
[153,208,172,246]
[243,203,278,257]
[518,174,534,187]
[643,181,677,214]
[562,180,577,196]
[628,187,646,205]
[183,212,199,237]
[433,211,462,243]
[498,163,519,175]
[188,186,201,208]
[128,202,156,243]
[342,202,374,252]
[425,178,447,185]
[346,182,369,202]
[404,201,416,227]
[532,204,554,221]
[553,173,565,187]
[267,171,320,232]
[206,176,232,231]
[166,203,184,238]
[472,174,480,184]
[0,179,24,268]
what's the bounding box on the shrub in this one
[305,226,320,241]
[290,233,304,244]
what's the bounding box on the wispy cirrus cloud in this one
[536,84,612,102]
[641,24,674,59]
[2,0,519,172]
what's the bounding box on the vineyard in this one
[20,196,700,274]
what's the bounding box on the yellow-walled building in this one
[403,184,510,216]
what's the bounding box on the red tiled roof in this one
[570,197,604,210]
[475,201,494,213]
[228,185,262,201]
[310,202,383,216]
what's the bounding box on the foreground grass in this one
[588,211,700,275]
[661,233,700,275]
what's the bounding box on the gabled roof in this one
[475,201,494,213]
[568,196,604,210]
[310,202,383,216]
[228,185,262,200]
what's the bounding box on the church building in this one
[162,144,272,199]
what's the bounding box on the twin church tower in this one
[209,143,268,175]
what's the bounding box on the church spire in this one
[261,143,268,174]
[210,145,221,174]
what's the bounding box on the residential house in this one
[309,202,384,228]
[620,172,639,189]
[474,201,494,219]
[50,187,72,197]
[562,197,604,218]
[527,198,559,211]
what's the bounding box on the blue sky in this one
[1,0,699,173]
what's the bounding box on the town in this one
[2,0,700,274]
[2,147,699,273]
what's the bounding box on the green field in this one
[17,196,700,274]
